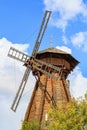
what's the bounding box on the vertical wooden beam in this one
[39,77,47,123]
[24,80,39,121]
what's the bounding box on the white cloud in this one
[68,67,87,98]
[56,45,87,98]
[62,35,68,44]
[0,38,87,130]
[0,95,28,130]
[56,45,72,54]
[0,37,35,94]
[0,37,87,99]
[71,31,87,52]
[0,37,35,130]
[44,0,87,31]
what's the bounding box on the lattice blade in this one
[11,67,31,112]
[32,10,51,57]
[8,47,30,63]
[28,64,57,80]
[35,58,61,73]
[23,57,62,80]
[9,10,52,112]
[34,65,58,80]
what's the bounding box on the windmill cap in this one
[36,47,79,71]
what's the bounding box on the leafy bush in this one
[21,93,87,130]
[47,94,87,130]
[21,120,39,130]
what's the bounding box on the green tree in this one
[21,120,39,130]
[47,94,87,130]
[21,93,87,130]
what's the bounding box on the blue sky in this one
[0,0,87,130]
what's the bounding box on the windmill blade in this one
[10,10,51,112]
[32,10,51,57]
[8,47,30,63]
[8,46,61,75]
[11,67,30,112]
[25,57,62,80]
[28,64,57,80]
[34,58,61,73]
[8,47,31,111]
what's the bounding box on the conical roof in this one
[36,47,79,71]
[37,47,68,54]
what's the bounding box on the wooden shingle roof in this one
[37,47,68,54]
[36,47,79,71]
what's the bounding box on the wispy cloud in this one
[0,94,28,130]
[68,67,87,98]
[0,37,35,130]
[0,37,87,98]
[0,37,36,95]
[56,45,87,97]
[0,38,87,130]
[71,31,87,52]
[62,35,68,44]
[56,45,72,54]
[44,0,87,31]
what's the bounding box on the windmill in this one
[8,10,79,125]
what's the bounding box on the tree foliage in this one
[21,120,39,130]
[47,94,87,130]
[21,93,87,130]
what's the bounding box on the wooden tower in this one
[24,47,79,123]
[8,10,79,128]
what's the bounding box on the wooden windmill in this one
[8,10,79,125]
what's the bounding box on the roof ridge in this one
[38,47,68,54]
